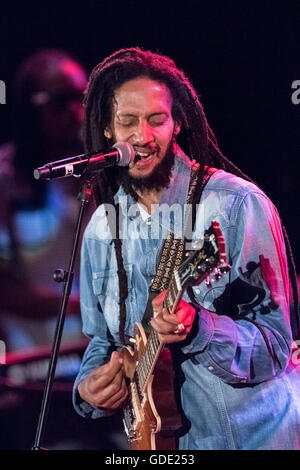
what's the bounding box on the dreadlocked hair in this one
[83,47,299,343]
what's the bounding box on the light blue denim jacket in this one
[73,151,300,450]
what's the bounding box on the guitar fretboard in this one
[135,274,182,395]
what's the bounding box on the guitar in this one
[121,221,230,450]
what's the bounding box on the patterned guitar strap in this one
[141,163,217,333]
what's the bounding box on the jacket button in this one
[208,365,214,371]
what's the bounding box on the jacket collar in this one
[115,147,193,228]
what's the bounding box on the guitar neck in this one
[134,220,228,394]
[135,275,183,393]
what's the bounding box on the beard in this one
[115,140,175,201]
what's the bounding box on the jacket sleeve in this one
[180,191,292,385]
[72,235,117,418]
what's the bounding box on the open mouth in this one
[134,150,156,162]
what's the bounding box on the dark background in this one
[0,0,299,449]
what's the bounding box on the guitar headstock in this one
[178,221,230,289]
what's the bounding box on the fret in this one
[134,370,142,401]
[165,274,181,315]
[150,335,156,359]
[170,277,177,299]
[144,350,151,373]
[138,330,162,390]
[174,271,182,293]
[148,341,155,363]
[141,353,147,372]
[144,349,151,375]
[135,271,185,391]
[153,331,160,348]
[136,363,141,387]
[167,283,175,309]
[142,359,148,385]
[140,359,146,390]
[167,283,176,310]
[165,295,171,313]
[138,359,146,386]
[148,336,155,362]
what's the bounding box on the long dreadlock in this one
[83,47,299,344]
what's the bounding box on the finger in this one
[95,351,123,377]
[150,315,178,335]
[84,368,125,407]
[102,390,128,410]
[100,378,128,409]
[152,291,167,315]
[110,350,124,367]
[152,319,189,338]
[151,306,182,333]
[88,352,123,392]
[89,361,124,396]
[173,322,187,334]
[98,374,128,408]
[161,308,179,324]
[105,392,128,410]
[94,369,124,404]
[157,330,189,345]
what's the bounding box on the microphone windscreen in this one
[113,142,135,166]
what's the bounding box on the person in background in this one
[0,50,128,451]
[0,49,88,351]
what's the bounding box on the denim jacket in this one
[73,151,300,450]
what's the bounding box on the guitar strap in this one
[141,163,218,332]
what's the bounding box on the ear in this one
[174,121,181,136]
[104,127,112,139]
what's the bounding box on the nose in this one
[135,119,154,145]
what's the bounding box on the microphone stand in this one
[32,176,94,450]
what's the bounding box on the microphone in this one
[33,142,135,180]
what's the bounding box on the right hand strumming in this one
[78,350,128,410]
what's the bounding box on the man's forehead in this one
[112,77,172,114]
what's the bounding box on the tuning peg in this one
[219,264,231,274]
[213,268,222,281]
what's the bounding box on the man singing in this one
[73,47,300,450]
